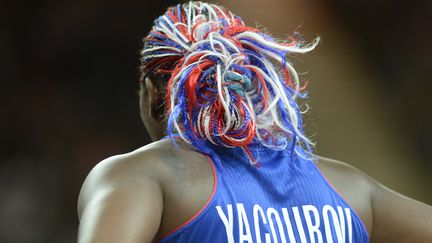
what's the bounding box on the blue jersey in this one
[158,144,369,243]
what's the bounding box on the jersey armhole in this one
[310,160,371,240]
[158,155,219,241]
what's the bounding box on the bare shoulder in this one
[77,138,198,212]
[77,140,169,218]
[314,155,374,233]
[315,156,374,189]
[77,139,208,243]
[315,156,432,242]
[78,139,217,242]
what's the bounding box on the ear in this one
[144,78,164,122]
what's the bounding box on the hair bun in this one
[140,1,319,164]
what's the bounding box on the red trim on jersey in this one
[158,155,218,240]
[312,161,370,238]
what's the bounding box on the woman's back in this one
[78,134,432,243]
[77,2,432,242]
[156,139,369,242]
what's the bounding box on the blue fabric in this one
[159,144,369,243]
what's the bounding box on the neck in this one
[149,129,165,141]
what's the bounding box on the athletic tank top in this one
[158,143,369,243]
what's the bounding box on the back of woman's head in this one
[140,1,319,164]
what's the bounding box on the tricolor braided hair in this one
[140,1,320,165]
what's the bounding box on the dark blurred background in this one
[1,0,431,242]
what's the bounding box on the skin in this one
[77,78,432,243]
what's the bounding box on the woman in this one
[77,2,432,242]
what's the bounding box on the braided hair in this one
[140,1,320,165]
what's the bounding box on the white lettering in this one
[303,205,323,243]
[237,203,253,243]
[292,207,308,243]
[267,207,287,243]
[215,204,358,243]
[281,208,297,243]
[344,208,353,243]
[253,204,271,243]
[337,206,346,241]
[216,205,234,243]
[322,205,343,243]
